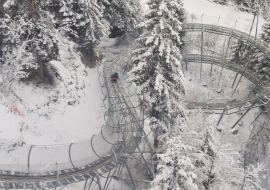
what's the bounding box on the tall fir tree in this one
[260,22,270,44]
[45,0,108,52]
[149,136,198,190]
[98,0,141,38]
[128,0,187,133]
[2,0,59,79]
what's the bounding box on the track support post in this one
[217,108,226,126]
[200,28,204,80]
[248,72,267,97]
[218,36,231,85]
[231,103,255,129]
[56,161,59,187]
[125,160,137,190]
[97,175,102,190]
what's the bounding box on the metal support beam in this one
[103,170,112,190]
[231,103,255,129]
[249,12,256,36]
[83,178,89,190]
[210,60,214,77]
[217,109,226,126]
[200,31,204,80]
[87,177,94,190]
[28,145,33,172]
[250,112,263,126]
[134,136,154,180]
[255,7,259,39]
[125,160,137,190]
[248,72,267,97]
[56,161,59,187]
[218,36,231,85]
[232,72,239,88]
[97,175,102,190]
[232,60,251,96]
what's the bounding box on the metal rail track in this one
[0,37,143,189]
[0,24,270,188]
[184,54,269,110]
[182,23,270,60]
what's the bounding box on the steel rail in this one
[184,54,270,110]
[0,24,270,188]
[0,37,144,188]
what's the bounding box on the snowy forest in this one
[1,0,270,189]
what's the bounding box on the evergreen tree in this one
[231,20,270,76]
[241,163,265,190]
[0,15,37,79]
[99,0,141,38]
[260,22,270,44]
[149,136,198,190]
[2,0,59,79]
[45,0,108,51]
[128,0,187,132]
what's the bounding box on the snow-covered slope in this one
[0,36,106,145]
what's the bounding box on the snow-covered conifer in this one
[128,0,187,132]
[241,162,265,190]
[205,143,244,190]
[261,22,270,44]
[149,136,198,190]
[99,0,141,37]
[0,15,38,79]
[176,111,254,190]
[46,0,108,51]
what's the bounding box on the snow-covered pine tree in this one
[2,0,59,79]
[241,162,265,190]
[98,0,141,38]
[231,20,270,76]
[205,143,244,190]
[261,22,270,44]
[234,0,263,13]
[179,110,216,190]
[149,136,198,190]
[247,45,269,75]
[176,110,259,190]
[128,0,187,133]
[230,39,247,65]
[45,0,108,51]
[0,15,38,79]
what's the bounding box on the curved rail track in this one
[184,54,268,110]
[0,23,270,188]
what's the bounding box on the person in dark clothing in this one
[111,73,119,82]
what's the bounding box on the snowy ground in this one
[0,37,106,145]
